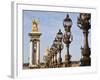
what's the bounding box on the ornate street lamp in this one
[52,39,59,67]
[43,49,53,68]
[63,14,72,32]
[49,47,55,67]
[43,55,49,68]
[63,14,73,67]
[77,13,91,66]
[56,29,64,66]
[53,38,58,47]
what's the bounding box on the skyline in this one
[23,10,91,63]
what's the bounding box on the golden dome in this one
[32,19,38,32]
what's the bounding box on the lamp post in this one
[49,47,55,67]
[77,13,91,66]
[49,48,53,67]
[53,39,59,67]
[43,55,49,68]
[56,29,64,66]
[63,14,73,67]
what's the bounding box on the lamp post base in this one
[80,47,91,66]
[64,54,71,67]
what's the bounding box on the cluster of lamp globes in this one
[43,13,91,67]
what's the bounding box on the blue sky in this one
[23,10,91,63]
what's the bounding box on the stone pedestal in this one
[28,32,41,68]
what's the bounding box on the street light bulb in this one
[81,14,85,20]
[63,21,72,27]
[67,32,71,36]
[78,24,82,28]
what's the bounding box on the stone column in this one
[28,32,41,68]
[80,30,91,66]
[29,40,33,67]
[36,40,40,65]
